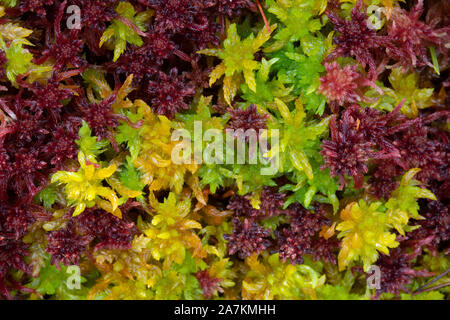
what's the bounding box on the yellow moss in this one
[51,151,120,217]
[139,193,206,269]
[89,247,162,300]
[385,168,436,235]
[336,200,399,272]
[133,100,198,195]
[387,68,434,118]
[242,253,326,300]
[199,23,276,105]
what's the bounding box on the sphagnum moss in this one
[0,0,448,300]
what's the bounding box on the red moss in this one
[0,100,80,195]
[46,221,88,266]
[139,0,218,50]
[0,149,9,199]
[259,187,286,218]
[226,195,256,218]
[46,207,138,266]
[368,160,403,200]
[386,0,449,70]
[407,200,449,255]
[35,1,86,71]
[0,51,6,79]
[325,0,342,12]
[227,186,285,220]
[195,270,222,299]
[356,104,408,153]
[110,30,176,84]
[185,56,212,89]
[311,237,338,265]
[326,0,391,79]
[224,218,272,259]
[141,0,210,34]
[42,123,80,168]
[391,117,449,184]
[7,103,47,144]
[0,67,83,297]
[71,0,117,28]
[10,150,47,198]
[0,240,31,289]
[321,109,377,189]
[374,246,433,296]
[0,205,35,293]
[227,104,269,133]
[0,93,78,199]
[146,68,195,118]
[143,30,177,64]
[17,74,76,123]
[74,207,138,251]
[212,0,256,17]
[426,0,450,29]
[277,227,312,265]
[78,94,117,140]
[110,48,158,84]
[318,62,382,112]
[0,204,36,243]
[277,204,335,265]
[68,0,117,56]
[19,0,54,16]
[321,104,410,189]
